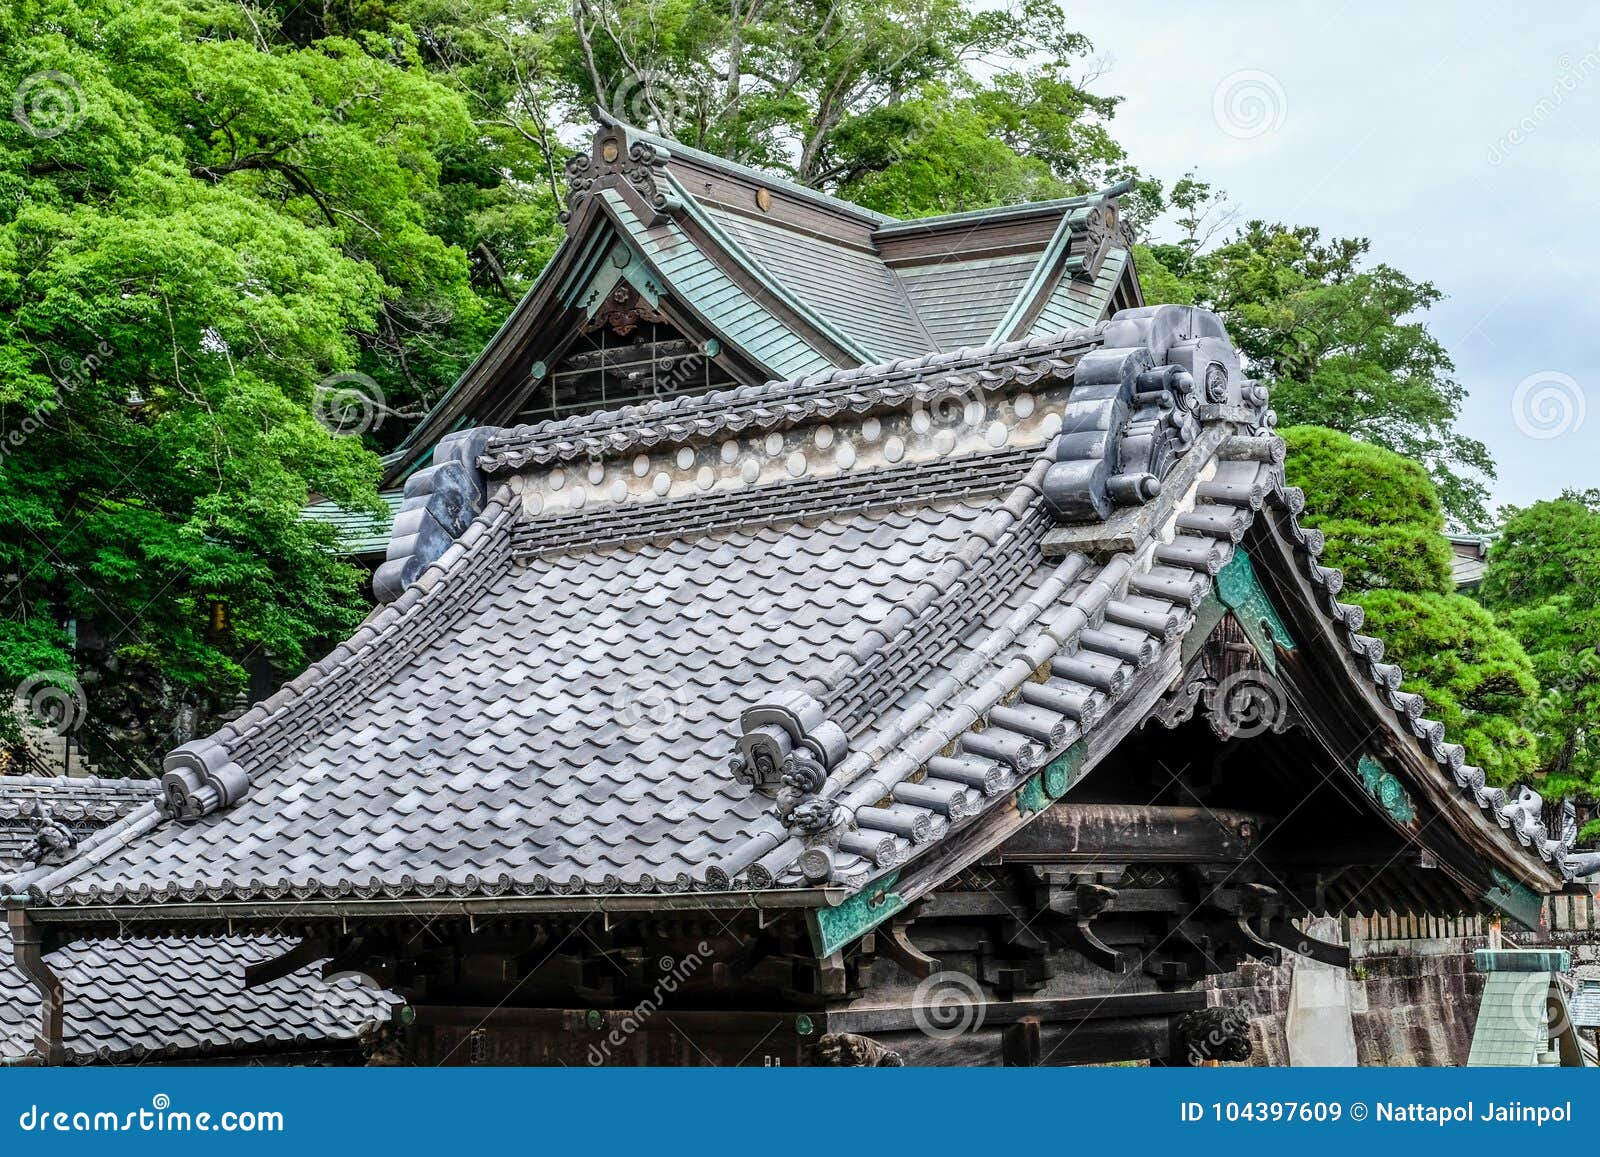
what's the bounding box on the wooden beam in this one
[997,804,1273,864]
[825,989,1205,1035]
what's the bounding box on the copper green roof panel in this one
[599,188,837,381]
[1029,248,1130,338]
[303,490,403,558]
[705,206,933,359]
[896,253,1043,351]
[1468,971,1553,1066]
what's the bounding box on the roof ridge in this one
[871,179,1133,238]
[591,107,896,227]
[478,324,1103,472]
[0,774,160,793]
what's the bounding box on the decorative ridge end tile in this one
[374,426,498,604]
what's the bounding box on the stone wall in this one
[1208,915,1495,1067]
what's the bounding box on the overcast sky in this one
[1068,1,1599,515]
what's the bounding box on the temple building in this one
[4,118,1592,1067]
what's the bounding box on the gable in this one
[377,118,1143,491]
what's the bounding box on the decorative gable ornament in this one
[1042,306,1251,523]
[161,736,251,819]
[730,691,849,799]
[561,121,673,226]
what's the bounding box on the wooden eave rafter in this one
[5,887,847,939]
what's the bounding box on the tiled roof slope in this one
[0,925,394,1064]
[9,307,1576,912]
[0,775,154,865]
[1,777,392,1064]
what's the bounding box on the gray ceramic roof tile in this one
[0,923,395,1064]
[0,775,156,865]
[0,776,392,1064]
[9,308,1568,916]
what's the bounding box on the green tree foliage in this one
[1481,494,1600,822]
[1282,427,1539,784]
[557,0,1146,218]
[1140,189,1493,526]
[1279,426,1455,592]
[0,0,533,752]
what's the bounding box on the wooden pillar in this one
[1002,1017,1042,1067]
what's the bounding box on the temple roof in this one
[2,306,1575,931]
[0,776,391,1063]
[380,114,1139,486]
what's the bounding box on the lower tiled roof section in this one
[0,775,158,868]
[32,485,1047,902]
[0,924,394,1064]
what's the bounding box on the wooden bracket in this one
[244,936,330,989]
[1265,918,1351,969]
[875,920,940,980]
